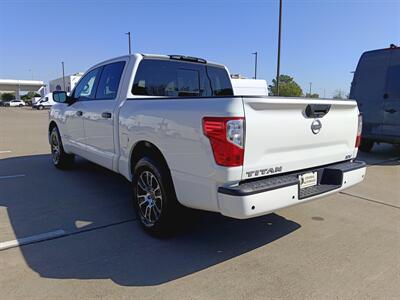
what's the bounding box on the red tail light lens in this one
[203,117,244,167]
[355,113,362,148]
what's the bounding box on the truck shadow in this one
[0,154,300,286]
[356,143,400,166]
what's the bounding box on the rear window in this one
[132,59,233,97]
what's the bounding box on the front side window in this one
[73,68,101,100]
[95,61,126,100]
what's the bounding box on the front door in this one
[63,101,86,155]
[66,67,102,155]
[82,61,126,170]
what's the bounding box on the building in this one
[0,79,45,100]
[49,72,83,93]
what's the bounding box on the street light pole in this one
[125,32,132,55]
[252,52,258,79]
[309,82,312,95]
[61,62,66,91]
[276,0,283,96]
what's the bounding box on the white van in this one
[33,93,55,110]
[231,78,268,96]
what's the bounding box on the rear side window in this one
[385,64,400,99]
[95,61,125,100]
[132,59,233,97]
[206,66,234,96]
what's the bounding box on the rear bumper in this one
[217,161,366,219]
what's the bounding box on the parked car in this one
[8,100,26,107]
[350,44,400,152]
[49,54,366,235]
[33,93,55,110]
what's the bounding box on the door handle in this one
[383,93,389,99]
[101,112,112,119]
[76,111,83,116]
[384,109,397,114]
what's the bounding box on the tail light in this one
[203,117,244,167]
[355,113,362,148]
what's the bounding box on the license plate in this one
[299,172,317,189]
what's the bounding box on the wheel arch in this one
[48,121,58,141]
[130,141,172,178]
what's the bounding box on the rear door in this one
[242,97,359,180]
[350,50,391,138]
[382,49,400,138]
[82,60,126,170]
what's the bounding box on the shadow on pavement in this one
[0,154,300,286]
[357,143,400,166]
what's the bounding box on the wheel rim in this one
[50,132,61,164]
[136,170,163,226]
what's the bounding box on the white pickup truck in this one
[49,54,366,235]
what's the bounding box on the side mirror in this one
[53,91,68,103]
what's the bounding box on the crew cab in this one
[49,54,366,235]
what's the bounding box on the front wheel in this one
[50,127,75,169]
[38,105,44,110]
[18,104,23,107]
[132,157,184,236]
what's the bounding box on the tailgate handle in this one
[305,104,331,118]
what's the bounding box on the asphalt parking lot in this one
[0,107,399,299]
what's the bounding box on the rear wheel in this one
[359,138,374,153]
[18,104,23,107]
[38,105,44,110]
[132,157,184,236]
[50,127,75,169]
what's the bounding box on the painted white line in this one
[0,174,26,180]
[0,150,12,154]
[0,229,67,251]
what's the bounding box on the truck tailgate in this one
[242,97,359,180]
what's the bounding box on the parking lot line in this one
[0,174,26,180]
[0,229,67,251]
[0,150,12,154]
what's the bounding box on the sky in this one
[0,0,399,98]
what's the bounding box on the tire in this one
[19,104,23,107]
[132,156,184,236]
[359,138,374,153]
[38,105,44,110]
[49,127,75,169]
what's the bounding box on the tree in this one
[269,75,303,97]
[332,89,346,100]
[21,91,41,100]
[1,93,15,101]
[305,93,319,99]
